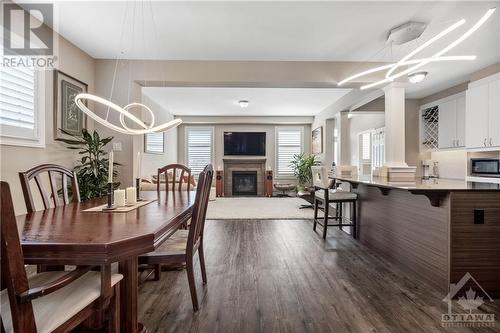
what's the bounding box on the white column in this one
[383,82,408,167]
[337,111,351,166]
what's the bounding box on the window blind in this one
[277,128,302,177]
[186,127,213,175]
[0,66,38,140]
[145,132,164,153]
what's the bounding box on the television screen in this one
[224,132,266,156]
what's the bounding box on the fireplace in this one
[232,171,257,196]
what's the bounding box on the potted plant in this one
[289,153,318,192]
[60,129,120,200]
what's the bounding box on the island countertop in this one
[330,175,500,191]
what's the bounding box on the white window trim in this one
[0,69,45,148]
[185,126,214,174]
[275,126,304,180]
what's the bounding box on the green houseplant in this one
[289,153,319,192]
[60,129,120,200]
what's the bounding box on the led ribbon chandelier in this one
[74,1,181,135]
[338,7,497,90]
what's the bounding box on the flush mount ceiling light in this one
[338,7,496,90]
[408,71,428,84]
[238,100,249,108]
[74,2,182,135]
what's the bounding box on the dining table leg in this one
[119,256,145,333]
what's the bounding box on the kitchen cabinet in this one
[438,100,456,149]
[437,94,466,149]
[466,73,500,149]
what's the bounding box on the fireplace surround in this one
[223,158,266,196]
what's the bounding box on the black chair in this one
[311,166,358,239]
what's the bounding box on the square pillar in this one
[383,82,408,167]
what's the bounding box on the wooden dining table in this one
[16,190,196,333]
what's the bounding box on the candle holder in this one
[136,178,143,201]
[102,182,116,211]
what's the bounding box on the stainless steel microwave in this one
[471,158,500,177]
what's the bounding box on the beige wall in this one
[0,36,95,214]
[139,94,178,178]
[177,119,311,184]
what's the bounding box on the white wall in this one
[0,36,95,214]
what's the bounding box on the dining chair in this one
[19,164,81,272]
[0,181,122,333]
[311,166,358,239]
[139,164,214,311]
[156,163,193,194]
[19,164,80,213]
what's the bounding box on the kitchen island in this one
[331,175,500,297]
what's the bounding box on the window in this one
[276,127,303,177]
[144,132,164,154]
[0,66,44,147]
[372,127,386,169]
[186,127,213,175]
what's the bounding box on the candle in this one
[114,189,126,207]
[126,187,137,205]
[136,151,141,179]
[108,150,113,183]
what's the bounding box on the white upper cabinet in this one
[466,73,500,149]
[456,96,466,147]
[488,79,500,147]
[438,99,457,149]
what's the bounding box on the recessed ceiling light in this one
[408,71,428,84]
[238,100,249,108]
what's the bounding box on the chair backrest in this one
[1,181,37,332]
[157,164,192,194]
[311,166,330,189]
[186,164,213,255]
[19,164,80,213]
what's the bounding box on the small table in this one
[17,191,195,333]
[274,183,296,197]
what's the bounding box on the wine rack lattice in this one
[421,106,439,150]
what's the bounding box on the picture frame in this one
[144,131,165,154]
[312,126,323,154]
[54,70,87,140]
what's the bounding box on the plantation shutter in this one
[186,127,213,175]
[0,66,39,140]
[145,132,164,153]
[277,128,303,177]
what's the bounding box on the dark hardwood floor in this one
[138,220,500,333]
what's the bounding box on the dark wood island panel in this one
[355,185,450,292]
[450,192,500,297]
[334,176,500,297]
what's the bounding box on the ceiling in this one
[36,1,500,98]
[142,87,351,116]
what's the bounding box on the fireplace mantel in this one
[223,158,267,196]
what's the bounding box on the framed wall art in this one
[54,70,87,140]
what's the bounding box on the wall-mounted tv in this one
[224,132,266,156]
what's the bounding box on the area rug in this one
[206,197,314,220]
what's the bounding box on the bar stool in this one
[311,166,358,239]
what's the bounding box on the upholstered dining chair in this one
[311,166,358,239]
[0,181,123,333]
[156,163,193,194]
[139,164,214,311]
[19,164,80,213]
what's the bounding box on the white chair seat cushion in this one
[315,189,357,201]
[143,229,189,257]
[1,271,122,333]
